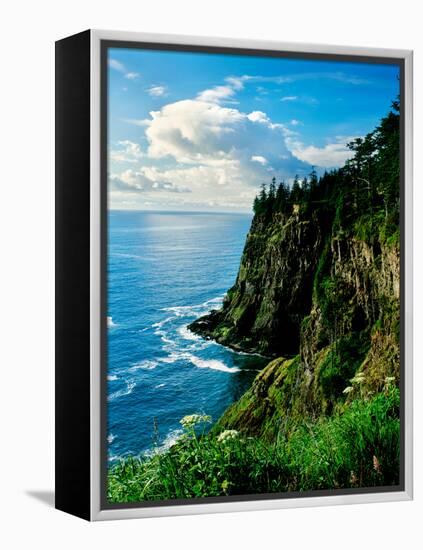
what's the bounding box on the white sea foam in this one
[162,295,224,318]
[206,296,225,305]
[159,334,175,346]
[107,433,117,444]
[152,316,174,329]
[154,383,166,389]
[108,379,136,401]
[144,428,184,458]
[178,325,201,341]
[159,353,180,364]
[157,350,238,373]
[152,316,178,347]
[161,428,183,450]
[186,353,240,373]
[107,374,119,381]
[108,455,122,462]
[107,316,117,328]
[129,360,158,371]
[161,304,198,317]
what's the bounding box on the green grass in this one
[107,386,400,503]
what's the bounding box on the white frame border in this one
[90,29,413,521]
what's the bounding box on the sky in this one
[107,47,400,212]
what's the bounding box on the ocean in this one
[107,210,268,462]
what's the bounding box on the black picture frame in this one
[55,29,413,521]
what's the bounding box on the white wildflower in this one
[217,430,239,443]
[180,414,211,429]
[343,386,354,394]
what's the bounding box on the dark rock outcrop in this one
[189,209,325,357]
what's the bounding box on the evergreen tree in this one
[250,101,399,239]
[276,181,289,213]
[267,177,277,214]
[308,167,319,200]
[291,175,302,204]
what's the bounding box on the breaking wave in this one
[108,379,136,401]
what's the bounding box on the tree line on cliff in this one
[253,100,400,242]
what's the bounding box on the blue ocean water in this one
[107,210,267,462]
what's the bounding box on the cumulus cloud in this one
[121,97,309,210]
[142,99,300,178]
[144,100,244,164]
[246,111,287,132]
[116,164,259,210]
[110,140,144,163]
[109,169,191,193]
[196,85,236,104]
[142,164,242,188]
[110,68,376,210]
[147,85,167,97]
[285,137,354,168]
[125,72,140,80]
[247,110,269,123]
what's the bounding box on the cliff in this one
[189,207,327,357]
[191,104,401,439]
[214,223,400,439]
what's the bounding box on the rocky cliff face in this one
[189,208,326,357]
[192,206,400,438]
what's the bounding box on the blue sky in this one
[107,47,399,212]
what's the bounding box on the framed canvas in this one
[55,29,413,521]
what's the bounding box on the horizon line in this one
[108,208,254,215]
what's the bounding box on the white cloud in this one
[196,85,236,104]
[110,169,191,193]
[285,137,354,168]
[251,155,268,165]
[195,75,248,105]
[137,98,306,203]
[147,85,167,97]
[247,110,269,123]
[116,164,259,210]
[246,110,286,131]
[144,99,245,164]
[124,118,151,127]
[281,95,318,105]
[186,70,367,108]
[245,72,369,86]
[110,70,372,210]
[109,59,126,73]
[225,76,245,90]
[142,164,241,188]
[110,141,144,163]
[109,59,141,81]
